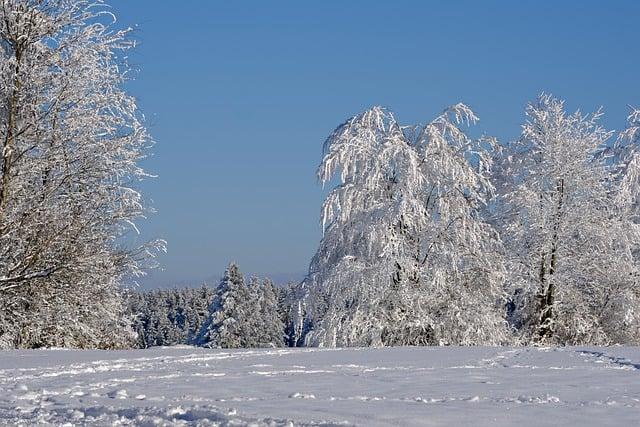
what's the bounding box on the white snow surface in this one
[0,346,639,426]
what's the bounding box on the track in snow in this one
[0,346,639,426]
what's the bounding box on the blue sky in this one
[111,0,640,287]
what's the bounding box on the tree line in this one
[126,264,296,349]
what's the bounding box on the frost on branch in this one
[0,0,162,349]
[297,105,509,347]
[614,108,640,211]
[496,94,640,345]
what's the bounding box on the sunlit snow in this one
[1,346,638,426]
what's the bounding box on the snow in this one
[303,105,508,348]
[1,347,639,426]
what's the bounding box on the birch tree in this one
[0,0,162,348]
[615,108,640,214]
[498,95,640,344]
[299,105,509,347]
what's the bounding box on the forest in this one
[1,0,640,350]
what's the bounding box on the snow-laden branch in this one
[298,104,508,347]
[0,0,161,349]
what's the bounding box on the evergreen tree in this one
[186,284,216,344]
[197,264,250,348]
[124,285,215,348]
[242,276,263,347]
[258,279,285,347]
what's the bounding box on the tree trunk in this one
[537,178,564,341]
[0,36,23,222]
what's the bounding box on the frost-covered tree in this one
[195,266,287,349]
[184,284,217,343]
[258,278,284,347]
[0,0,163,349]
[241,276,262,347]
[126,285,215,348]
[278,282,306,347]
[614,108,640,213]
[197,264,252,348]
[299,105,509,347]
[497,94,640,345]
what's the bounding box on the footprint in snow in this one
[107,389,128,399]
[289,392,316,399]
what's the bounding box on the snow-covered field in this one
[0,346,638,426]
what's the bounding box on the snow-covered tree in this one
[298,105,509,347]
[194,266,288,349]
[185,284,217,343]
[197,264,252,348]
[614,108,640,213]
[239,276,262,348]
[258,278,284,347]
[0,0,163,349]
[125,285,215,348]
[277,282,306,347]
[497,94,640,345]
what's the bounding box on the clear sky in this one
[110,0,640,288]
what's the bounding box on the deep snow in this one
[0,346,638,426]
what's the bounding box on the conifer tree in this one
[197,264,249,348]
[259,279,285,347]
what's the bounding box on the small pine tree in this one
[197,263,250,348]
[242,277,263,347]
[186,284,215,344]
[259,279,285,347]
